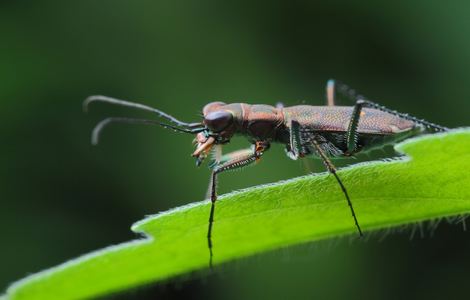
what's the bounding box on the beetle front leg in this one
[207,142,269,268]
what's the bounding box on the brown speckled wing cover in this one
[284,106,415,134]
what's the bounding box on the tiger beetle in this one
[84,80,448,267]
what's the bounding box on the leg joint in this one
[356,99,367,105]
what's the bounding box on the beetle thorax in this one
[236,104,285,141]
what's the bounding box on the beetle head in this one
[192,102,238,166]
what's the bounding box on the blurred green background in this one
[1,1,469,299]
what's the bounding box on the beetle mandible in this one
[84,80,448,266]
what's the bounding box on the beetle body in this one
[199,102,424,160]
[85,79,448,267]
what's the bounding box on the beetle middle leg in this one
[287,120,303,159]
[288,121,362,235]
[207,142,269,267]
[309,137,364,237]
[287,120,316,173]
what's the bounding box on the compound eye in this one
[204,111,233,132]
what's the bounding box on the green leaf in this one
[5,129,470,300]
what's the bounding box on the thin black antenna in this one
[84,95,202,130]
[91,117,204,145]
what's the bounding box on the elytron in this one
[84,80,448,266]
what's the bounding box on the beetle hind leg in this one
[356,99,448,133]
[344,99,366,155]
[325,79,366,106]
[327,80,448,133]
[326,79,336,106]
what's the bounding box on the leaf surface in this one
[5,129,470,300]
